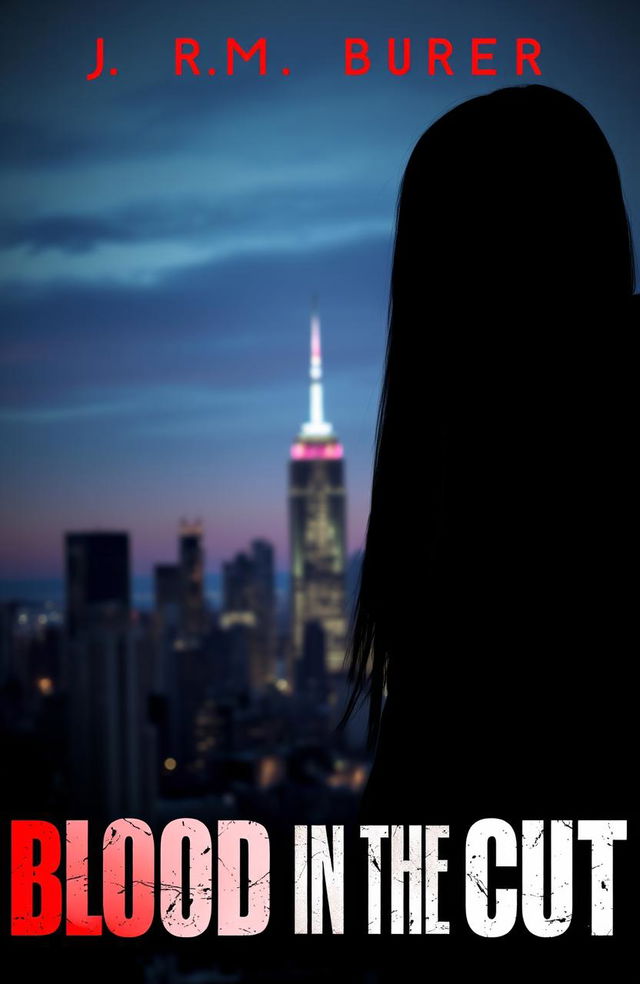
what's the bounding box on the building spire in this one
[301,299,332,438]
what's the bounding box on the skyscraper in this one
[289,305,347,676]
[179,519,206,639]
[221,539,276,692]
[64,532,151,818]
[154,563,180,637]
[65,531,129,638]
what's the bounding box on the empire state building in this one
[289,306,347,676]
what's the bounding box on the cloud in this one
[0,238,220,288]
[0,381,238,423]
[0,212,390,287]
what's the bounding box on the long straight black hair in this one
[344,84,635,747]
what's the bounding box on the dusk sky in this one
[1,0,639,579]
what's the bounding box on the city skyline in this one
[1,290,374,579]
[1,305,361,585]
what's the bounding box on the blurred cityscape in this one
[0,307,369,844]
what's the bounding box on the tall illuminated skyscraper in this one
[289,305,347,676]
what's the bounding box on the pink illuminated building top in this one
[290,440,344,461]
[291,304,343,460]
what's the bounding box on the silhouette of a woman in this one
[346,85,636,863]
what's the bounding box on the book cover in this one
[1,1,637,979]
